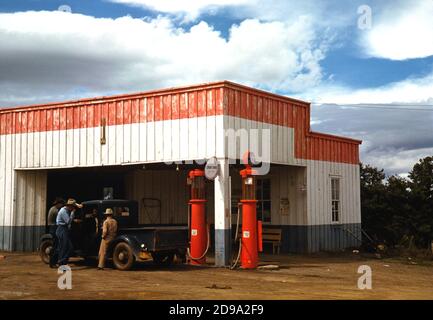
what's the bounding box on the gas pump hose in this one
[230,204,242,270]
[186,203,211,261]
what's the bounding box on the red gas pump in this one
[187,169,208,265]
[239,161,263,269]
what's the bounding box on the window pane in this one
[261,201,271,223]
[331,178,340,200]
[335,179,339,200]
[262,179,271,199]
[256,185,262,200]
[332,200,340,222]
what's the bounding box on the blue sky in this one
[0,0,432,174]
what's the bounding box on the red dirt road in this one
[1,252,432,300]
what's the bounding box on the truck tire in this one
[113,242,135,271]
[39,239,53,264]
[152,252,174,266]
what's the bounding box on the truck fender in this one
[39,233,53,243]
[38,233,54,251]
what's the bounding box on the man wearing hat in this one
[56,198,83,266]
[47,197,65,268]
[48,197,65,233]
[98,208,118,270]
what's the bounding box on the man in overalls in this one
[98,208,118,270]
[56,199,82,266]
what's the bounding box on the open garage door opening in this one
[46,163,198,228]
[46,166,130,210]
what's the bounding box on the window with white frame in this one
[331,177,341,223]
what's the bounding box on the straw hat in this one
[104,208,114,215]
[66,198,83,208]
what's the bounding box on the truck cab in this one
[39,199,188,270]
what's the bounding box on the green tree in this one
[361,157,433,249]
[407,156,433,247]
[385,175,411,244]
[360,164,390,242]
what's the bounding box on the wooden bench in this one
[237,227,282,254]
[262,228,282,254]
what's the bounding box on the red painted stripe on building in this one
[0,82,361,164]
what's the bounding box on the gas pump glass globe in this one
[191,175,205,200]
[242,176,256,200]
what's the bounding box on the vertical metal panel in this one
[125,169,190,225]
[307,160,361,226]
[8,170,47,251]
[0,134,7,250]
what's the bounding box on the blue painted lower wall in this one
[214,229,232,266]
[210,223,361,254]
[0,226,46,252]
[271,223,362,253]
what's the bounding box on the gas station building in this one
[0,81,362,266]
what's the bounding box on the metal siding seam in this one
[0,135,5,249]
[139,98,147,162]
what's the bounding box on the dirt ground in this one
[1,251,433,300]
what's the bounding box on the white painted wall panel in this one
[147,122,155,162]
[163,119,172,161]
[131,123,140,163]
[9,116,225,170]
[138,123,147,162]
[224,116,296,165]
[306,160,361,226]
[13,170,47,251]
[155,121,164,161]
[59,130,66,167]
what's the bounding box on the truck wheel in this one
[113,242,135,271]
[152,252,174,266]
[39,239,53,264]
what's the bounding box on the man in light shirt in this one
[56,198,83,266]
[47,197,65,268]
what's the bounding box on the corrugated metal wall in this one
[223,84,360,165]
[13,170,47,251]
[305,160,361,252]
[0,134,15,251]
[307,160,361,226]
[1,82,360,170]
[0,168,47,251]
[0,86,226,170]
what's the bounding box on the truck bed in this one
[119,226,189,252]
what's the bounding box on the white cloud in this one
[108,0,253,20]
[307,70,433,176]
[362,147,433,176]
[310,99,433,175]
[0,10,326,106]
[361,0,433,60]
[301,71,433,105]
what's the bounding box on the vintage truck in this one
[39,199,188,270]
